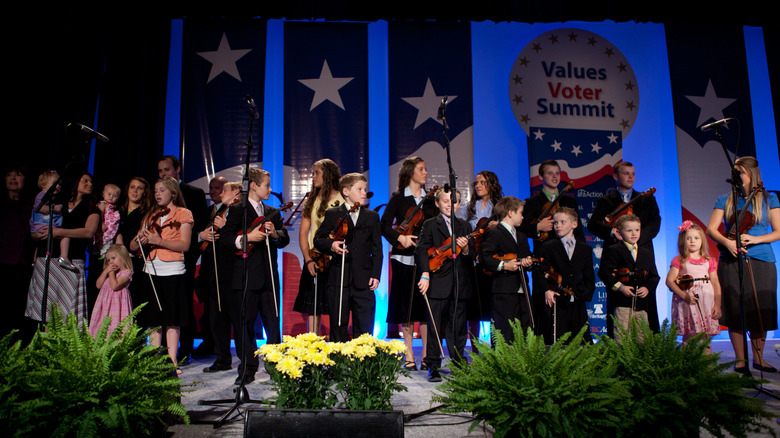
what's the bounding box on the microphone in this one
[68,123,109,143]
[437,97,448,121]
[701,117,735,132]
[243,95,259,119]
[244,95,256,109]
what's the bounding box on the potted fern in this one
[434,319,775,438]
[0,306,187,437]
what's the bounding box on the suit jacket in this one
[587,189,661,251]
[520,190,585,244]
[314,204,383,289]
[180,182,209,260]
[479,224,532,295]
[380,190,439,257]
[534,238,595,308]
[598,242,661,335]
[414,215,474,300]
[220,202,290,291]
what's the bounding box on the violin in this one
[137,207,173,259]
[235,202,294,255]
[726,183,763,240]
[394,185,438,249]
[674,274,710,291]
[483,255,543,276]
[532,181,575,241]
[472,216,498,254]
[612,267,649,286]
[199,197,241,252]
[603,187,656,227]
[426,228,484,272]
[309,248,329,273]
[329,202,361,241]
[544,267,574,296]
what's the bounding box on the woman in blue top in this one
[707,156,780,373]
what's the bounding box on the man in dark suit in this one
[220,168,289,385]
[199,178,239,372]
[587,161,661,253]
[597,214,660,340]
[480,196,534,345]
[157,155,209,365]
[415,188,474,382]
[535,207,595,345]
[314,173,382,343]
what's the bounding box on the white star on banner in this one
[685,79,737,128]
[402,78,456,129]
[197,33,252,83]
[572,145,582,156]
[551,140,562,152]
[299,60,354,111]
[607,133,619,144]
[591,142,602,154]
[533,129,545,140]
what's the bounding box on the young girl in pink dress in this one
[90,244,133,337]
[666,221,722,351]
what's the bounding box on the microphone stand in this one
[36,125,94,326]
[34,175,61,326]
[438,97,460,356]
[710,122,778,400]
[199,97,269,425]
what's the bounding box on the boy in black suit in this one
[536,207,595,345]
[415,187,474,382]
[597,214,660,341]
[220,168,289,385]
[314,173,383,343]
[479,196,533,344]
[587,161,661,253]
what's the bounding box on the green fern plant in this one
[603,318,774,438]
[0,305,188,437]
[434,320,629,438]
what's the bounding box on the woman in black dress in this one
[381,156,439,370]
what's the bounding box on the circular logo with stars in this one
[509,28,639,137]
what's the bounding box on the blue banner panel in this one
[387,21,474,194]
[181,21,267,184]
[282,22,369,336]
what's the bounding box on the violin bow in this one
[210,223,222,312]
[519,265,535,330]
[135,233,163,311]
[422,292,446,358]
[263,217,279,318]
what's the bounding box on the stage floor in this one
[168,339,780,437]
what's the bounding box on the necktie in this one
[565,238,574,259]
[622,192,630,203]
[210,204,218,220]
[630,244,637,261]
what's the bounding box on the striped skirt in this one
[25,257,88,326]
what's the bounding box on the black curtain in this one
[11,3,171,194]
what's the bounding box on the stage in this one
[168,339,780,437]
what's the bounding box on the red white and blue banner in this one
[512,28,640,338]
[666,24,756,256]
[282,22,369,335]
[181,21,267,185]
[388,21,474,198]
